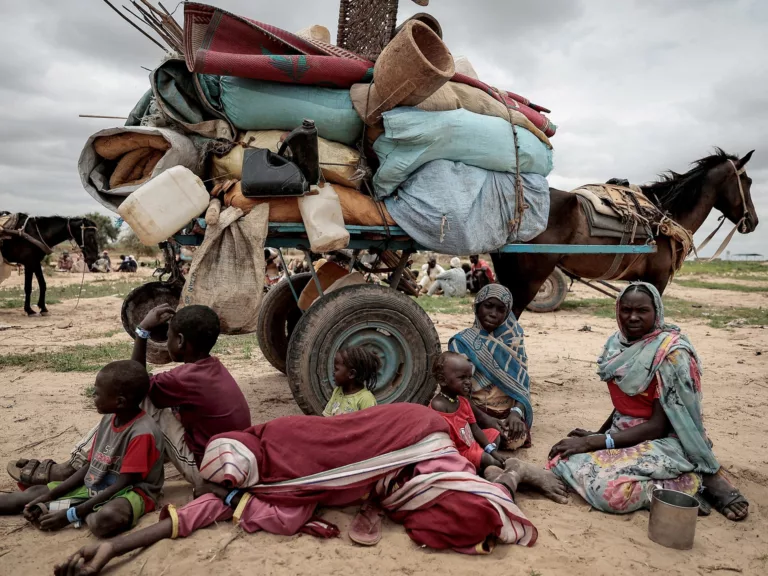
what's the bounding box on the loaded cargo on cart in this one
[81,0,659,414]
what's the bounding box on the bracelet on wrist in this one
[484,443,497,454]
[135,326,151,340]
[66,507,80,524]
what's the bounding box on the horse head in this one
[716,150,759,234]
[75,217,100,266]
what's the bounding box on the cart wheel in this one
[286,284,440,415]
[257,273,313,374]
[526,269,569,313]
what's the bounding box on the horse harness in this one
[693,159,750,262]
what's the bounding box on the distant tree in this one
[85,212,120,249]
[121,230,161,257]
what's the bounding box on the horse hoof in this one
[26,312,39,317]
[40,311,50,317]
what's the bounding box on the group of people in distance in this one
[418,254,496,297]
[1,271,749,573]
[56,250,137,274]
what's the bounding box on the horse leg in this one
[34,262,48,316]
[23,265,36,315]
[492,253,561,318]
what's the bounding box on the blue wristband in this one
[66,507,80,524]
[225,490,241,507]
[135,326,151,340]
[484,443,497,454]
[605,432,615,450]
[510,407,524,420]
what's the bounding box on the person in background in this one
[428,257,467,298]
[418,256,445,294]
[56,251,73,272]
[92,251,111,273]
[264,248,282,286]
[71,252,88,274]
[468,255,495,293]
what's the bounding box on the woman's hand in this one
[567,428,596,438]
[548,436,601,460]
[501,412,527,442]
[54,542,115,576]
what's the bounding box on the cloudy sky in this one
[1,0,765,256]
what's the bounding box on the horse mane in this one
[642,148,737,213]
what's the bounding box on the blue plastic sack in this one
[200,76,363,145]
[373,108,553,199]
[384,160,550,255]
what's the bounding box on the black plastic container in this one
[278,119,320,185]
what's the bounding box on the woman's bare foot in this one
[702,471,749,521]
[484,465,521,496]
[504,459,569,504]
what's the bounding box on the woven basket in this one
[337,0,430,60]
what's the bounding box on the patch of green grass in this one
[0,342,134,372]
[213,334,260,359]
[414,296,474,315]
[679,260,768,278]
[561,297,768,328]
[0,298,61,309]
[0,277,148,305]
[674,279,768,292]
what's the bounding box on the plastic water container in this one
[118,166,210,245]
[298,183,350,252]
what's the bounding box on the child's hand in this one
[490,452,506,467]
[54,542,114,576]
[139,304,176,330]
[39,509,71,532]
[22,491,53,523]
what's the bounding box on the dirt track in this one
[0,272,766,576]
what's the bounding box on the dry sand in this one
[0,276,766,576]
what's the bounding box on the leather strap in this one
[695,160,748,261]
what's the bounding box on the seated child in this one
[430,352,505,472]
[0,360,164,537]
[323,347,380,417]
[8,304,251,487]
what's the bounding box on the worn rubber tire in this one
[286,284,440,415]
[256,273,312,374]
[526,268,569,313]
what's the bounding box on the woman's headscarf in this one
[597,282,718,474]
[448,285,532,427]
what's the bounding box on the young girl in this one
[323,347,380,417]
[430,351,506,472]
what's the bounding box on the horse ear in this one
[736,150,755,170]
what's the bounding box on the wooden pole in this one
[100,0,168,52]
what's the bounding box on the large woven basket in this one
[337,0,429,60]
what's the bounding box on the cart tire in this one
[257,273,313,374]
[286,284,440,415]
[526,269,569,313]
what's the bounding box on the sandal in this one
[694,493,712,517]
[349,501,384,546]
[703,488,749,521]
[7,459,56,486]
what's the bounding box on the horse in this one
[0,215,100,315]
[493,149,759,318]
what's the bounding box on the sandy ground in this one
[0,275,767,576]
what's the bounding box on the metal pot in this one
[647,488,699,550]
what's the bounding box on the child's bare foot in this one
[484,465,521,496]
[504,459,569,504]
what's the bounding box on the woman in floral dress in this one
[547,282,748,521]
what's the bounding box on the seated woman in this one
[449,285,532,451]
[548,282,749,521]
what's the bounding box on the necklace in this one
[439,391,457,403]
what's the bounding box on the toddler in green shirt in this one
[323,347,380,417]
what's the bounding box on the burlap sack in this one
[179,204,269,334]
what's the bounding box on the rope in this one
[493,86,527,235]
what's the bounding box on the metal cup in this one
[648,488,699,550]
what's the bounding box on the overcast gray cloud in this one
[0,0,764,256]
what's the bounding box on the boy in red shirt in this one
[0,360,164,536]
[10,305,251,487]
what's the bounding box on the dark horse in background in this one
[0,216,100,315]
[494,149,759,318]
